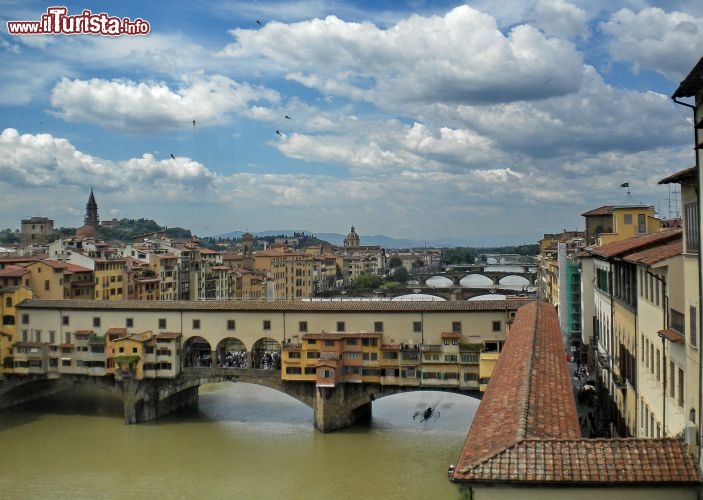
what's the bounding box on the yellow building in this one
[255,250,315,299]
[582,204,662,247]
[24,260,72,299]
[113,331,151,379]
[93,258,126,300]
[0,286,32,375]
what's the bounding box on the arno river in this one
[0,383,479,500]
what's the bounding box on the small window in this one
[132,347,138,353]
[21,314,29,325]
[413,321,422,333]
[299,321,308,332]
[452,322,461,333]
[158,318,166,329]
[227,319,236,330]
[263,320,271,330]
[374,321,383,333]
[126,318,133,328]
[337,321,345,332]
[492,321,501,332]
[62,316,69,326]
[93,317,101,328]
[624,213,633,224]
[192,319,200,330]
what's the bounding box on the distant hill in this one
[212,229,537,249]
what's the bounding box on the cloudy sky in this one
[1,1,702,245]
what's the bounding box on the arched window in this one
[690,408,696,423]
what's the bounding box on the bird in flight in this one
[170,154,176,160]
[284,115,291,120]
[192,120,196,127]
[256,20,262,26]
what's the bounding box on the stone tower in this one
[84,188,99,230]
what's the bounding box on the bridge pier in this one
[313,383,376,432]
[121,378,199,424]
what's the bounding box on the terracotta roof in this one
[453,301,701,486]
[659,166,696,185]
[586,230,682,259]
[455,302,580,477]
[105,327,127,335]
[0,266,29,277]
[581,205,614,217]
[623,239,682,266]
[659,328,685,344]
[73,330,93,336]
[13,341,46,348]
[155,331,182,339]
[441,332,462,338]
[457,438,699,484]
[302,332,382,340]
[17,298,532,313]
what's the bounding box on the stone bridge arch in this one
[459,274,494,288]
[183,336,213,368]
[251,337,281,370]
[215,337,248,368]
[498,275,531,288]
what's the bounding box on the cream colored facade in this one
[13,299,524,389]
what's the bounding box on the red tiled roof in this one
[587,230,682,258]
[73,330,93,336]
[659,328,685,344]
[458,438,699,484]
[623,239,682,266]
[0,266,29,277]
[302,332,382,340]
[659,166,696,185]
[155,331,182,339]
[453,301,701,486]
[441,332,462,338]
[581,205,614,217]
[105,327,127,335]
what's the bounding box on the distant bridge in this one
[411,265,537,289]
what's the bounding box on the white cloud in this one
[220,5,585,108]
[50,76,280,132]
[533,0,589,39]
[600,7,703,80]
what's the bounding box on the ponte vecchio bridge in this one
[2,298,530,431]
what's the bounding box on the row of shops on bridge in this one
[7,326,503,392]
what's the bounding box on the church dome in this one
[344,226,360,247]
[75,224,96,239]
